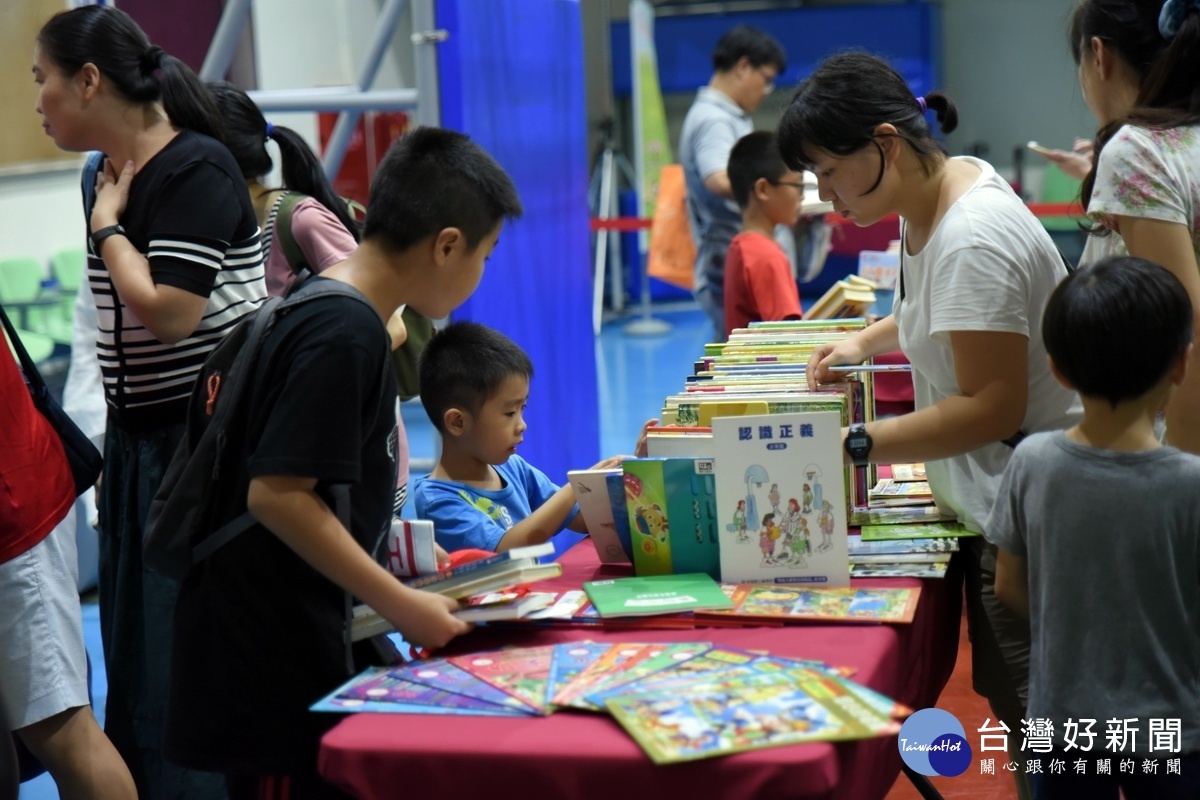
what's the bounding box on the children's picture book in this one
[709,584,922,624]
[644,427,714,458]
[310,668,530,716]
[604,471,634,563]
[448,646,556,714]
[389,657,535,713]
[622,457,721,579]
[545,642,611,707]
[711,412,850,587]
[850,562,950,579]
[556,642,713,711]
[605,671,900,764]
[582,574,733,618]
[847,534,958,555]
[523,589,592,621]
[402,541,554,593]
[858,522,971,541]
[850,552,950,565]
[566,468,630,564]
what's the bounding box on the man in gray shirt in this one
[678,26,786,339]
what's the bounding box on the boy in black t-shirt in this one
[165,128,522,800]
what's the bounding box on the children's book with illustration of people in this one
[605,671,901,764]
[388,657,535,713]
[448,646,556,714]
[554,642,714,711]
[544,642,611,708]
[708,584,922,624]
[712,412,849,586]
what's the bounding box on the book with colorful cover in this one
[448,646,556,714]
[847,534,958,555]
[606,671,901,764]
[850,562,950,579]
[582,573,733,618]
[605,471,634,564]
[402,542,555,594]
[452,590,557,622]
[706,584,922,624]
[859,522,971,541]
[591,646,823,703]
[712,412,849,587]
[545,642,611,707]
[621,457,720,579]
[389,657,534,713]
[850,552,950,565]
[555,642,712,711]
[888,462,927,481]
[566,468,630,564]
[310,667,530,716]
[870,478,933,499]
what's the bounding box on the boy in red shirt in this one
[722,131,806,339]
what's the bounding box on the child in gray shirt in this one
[986,255,1200,799]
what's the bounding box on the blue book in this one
[604,472,633,561]
[402,541,555,592]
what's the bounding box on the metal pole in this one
[199,0,253,81]
[592,146,614,335]
[248,88,419,113]
[411,0,444,128]
[323,0,411,179]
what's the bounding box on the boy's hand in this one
[390,589,473,651]
[634,418,660,457]
[434,542,452,570]
[589,456,623,471]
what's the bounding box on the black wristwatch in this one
[844,423,873,466]
[92,224,127,252]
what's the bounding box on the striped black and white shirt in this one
[87,130,267,431]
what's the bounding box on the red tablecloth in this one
[320,543,962,800]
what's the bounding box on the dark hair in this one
[38,5,223,142]
[712,25,787,74]
[207,81,361,242]
[728,131,790,209]
[418,321,534,434]
[364,127,522,253]
[1070,0,1200,216]
[778,52,957,188]
[1043,255,1193,406]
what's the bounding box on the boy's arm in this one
[247,475,472,649]
[994,549,1029,619]
[496,484,580,551]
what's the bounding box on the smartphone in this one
[1026,141,1055,157]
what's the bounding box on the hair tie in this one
[1159,0,1198,38]
[915,96,927,113]
[140,46,164,75]
[264,122,275,141]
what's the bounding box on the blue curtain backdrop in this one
[436,0,600,498]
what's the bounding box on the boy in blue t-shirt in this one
[413,322,633,553]
[985,256,1200,799]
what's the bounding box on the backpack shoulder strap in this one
[274,191,311,275]
[81,151,105,222]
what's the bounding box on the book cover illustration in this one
[606,672,900,764]
[712,412,849,586]
[582,573,733,618]
[715,584,922,624]
[544,642,611,707]
[850,562,950,579]
[847,534,958,555]
[551,642,663,710]
[859,522,971,541]
[389,657,534,713]
[449,645,556,714]
[310,668,529,716]
[562,642,712,711]
[604,471,634,562]
[849,505,957,527]
[850,553,951,565]
[889,463,926,481]
[621,458,720,579]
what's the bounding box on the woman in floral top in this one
[1072,0,1200,450]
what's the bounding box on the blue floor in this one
[18,303,711,799]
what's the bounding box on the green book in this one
[859,521,976,541]
[582,574,734,618]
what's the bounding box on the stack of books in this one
[805,275,878,320]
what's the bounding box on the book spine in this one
[402,551,526,590]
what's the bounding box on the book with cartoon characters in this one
[710,584,922,624]
[621,457,720,579]
[711,411,850,587]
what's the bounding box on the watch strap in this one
[92,224,127,252]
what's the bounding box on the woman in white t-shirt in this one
[1071,0,1200,452]
[778,52,1081,796]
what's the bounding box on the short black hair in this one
[728,131,789,209]
[418,321,534,433]
[712,25,787,74]
[364,127,522,254]
[1043,256,1193,407]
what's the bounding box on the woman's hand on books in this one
[807,340,866,390]
[633,418,660,457]
[390,587,474,650]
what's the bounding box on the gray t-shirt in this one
[985,431,1200,755]
[678,87,751,293]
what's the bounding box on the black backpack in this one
[143,276,382,580]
